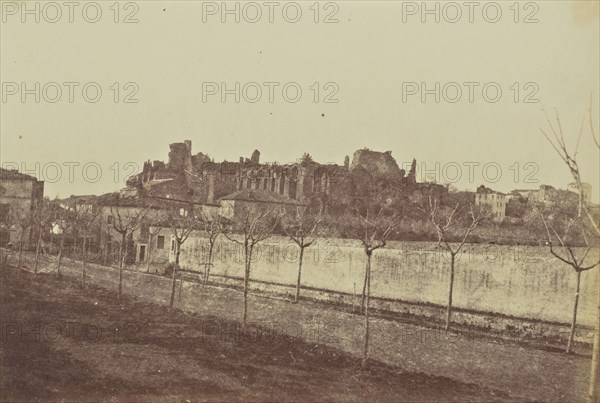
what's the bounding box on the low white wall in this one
[176,235,599,326]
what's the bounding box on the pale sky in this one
[1,0,599,200]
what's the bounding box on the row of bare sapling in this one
[3,102,598,395]
[216,188,598,371]
[3,174,598,373]
[4,198,102,279]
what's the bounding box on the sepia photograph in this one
[1,1,599,401]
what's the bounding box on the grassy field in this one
[0,264,514,402]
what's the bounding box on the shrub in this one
[163,263,175,277]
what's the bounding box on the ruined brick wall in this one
[167,141,192,172]
[191,152,211,171]
[233,163,343,203]
[350,149,401,175]
[126,142,387,206]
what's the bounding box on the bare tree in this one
[102,220,113,266]
[419,193,488,330]
[281,206,323,303]
[223,206,280,329]
[541,100,599,235]
[109,197,152,300]
[32,199,54,274]
[54,202,75,277]
[164,204,196,308]
[540,213,599,353]
[342,169,407,314]
[13,204,34,270]
[75,199,102,286]
[344,201,402,370]
[200,211,224,286]
[540,97,600,401]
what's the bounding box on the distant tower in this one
[344,155,349,170]
[251,150,260,164]
[406,158,417,183]
[168,140,192,173]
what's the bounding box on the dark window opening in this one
[139,245,146,262]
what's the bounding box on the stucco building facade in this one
[0,168,44,246]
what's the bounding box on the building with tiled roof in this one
[218,189,308,220]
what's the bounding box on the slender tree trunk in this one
[204,240,215,286]
[34,227,42,274]
[118,232,126,300]
[72,236,77,261]
[103,232,109,266]
[242,242,251,330]
[17,234,24,269]
[445,253,456,331]
[170,244,180,308]
[146,235,152,273]
[360,258,368,314]
[57,233,65,277]
[361,252,372,370]
[81,231,88,287]
[566,270,582,353]
[294,245,305,303]
[589,302,599,402]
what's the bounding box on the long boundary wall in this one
[173,236,599,326]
